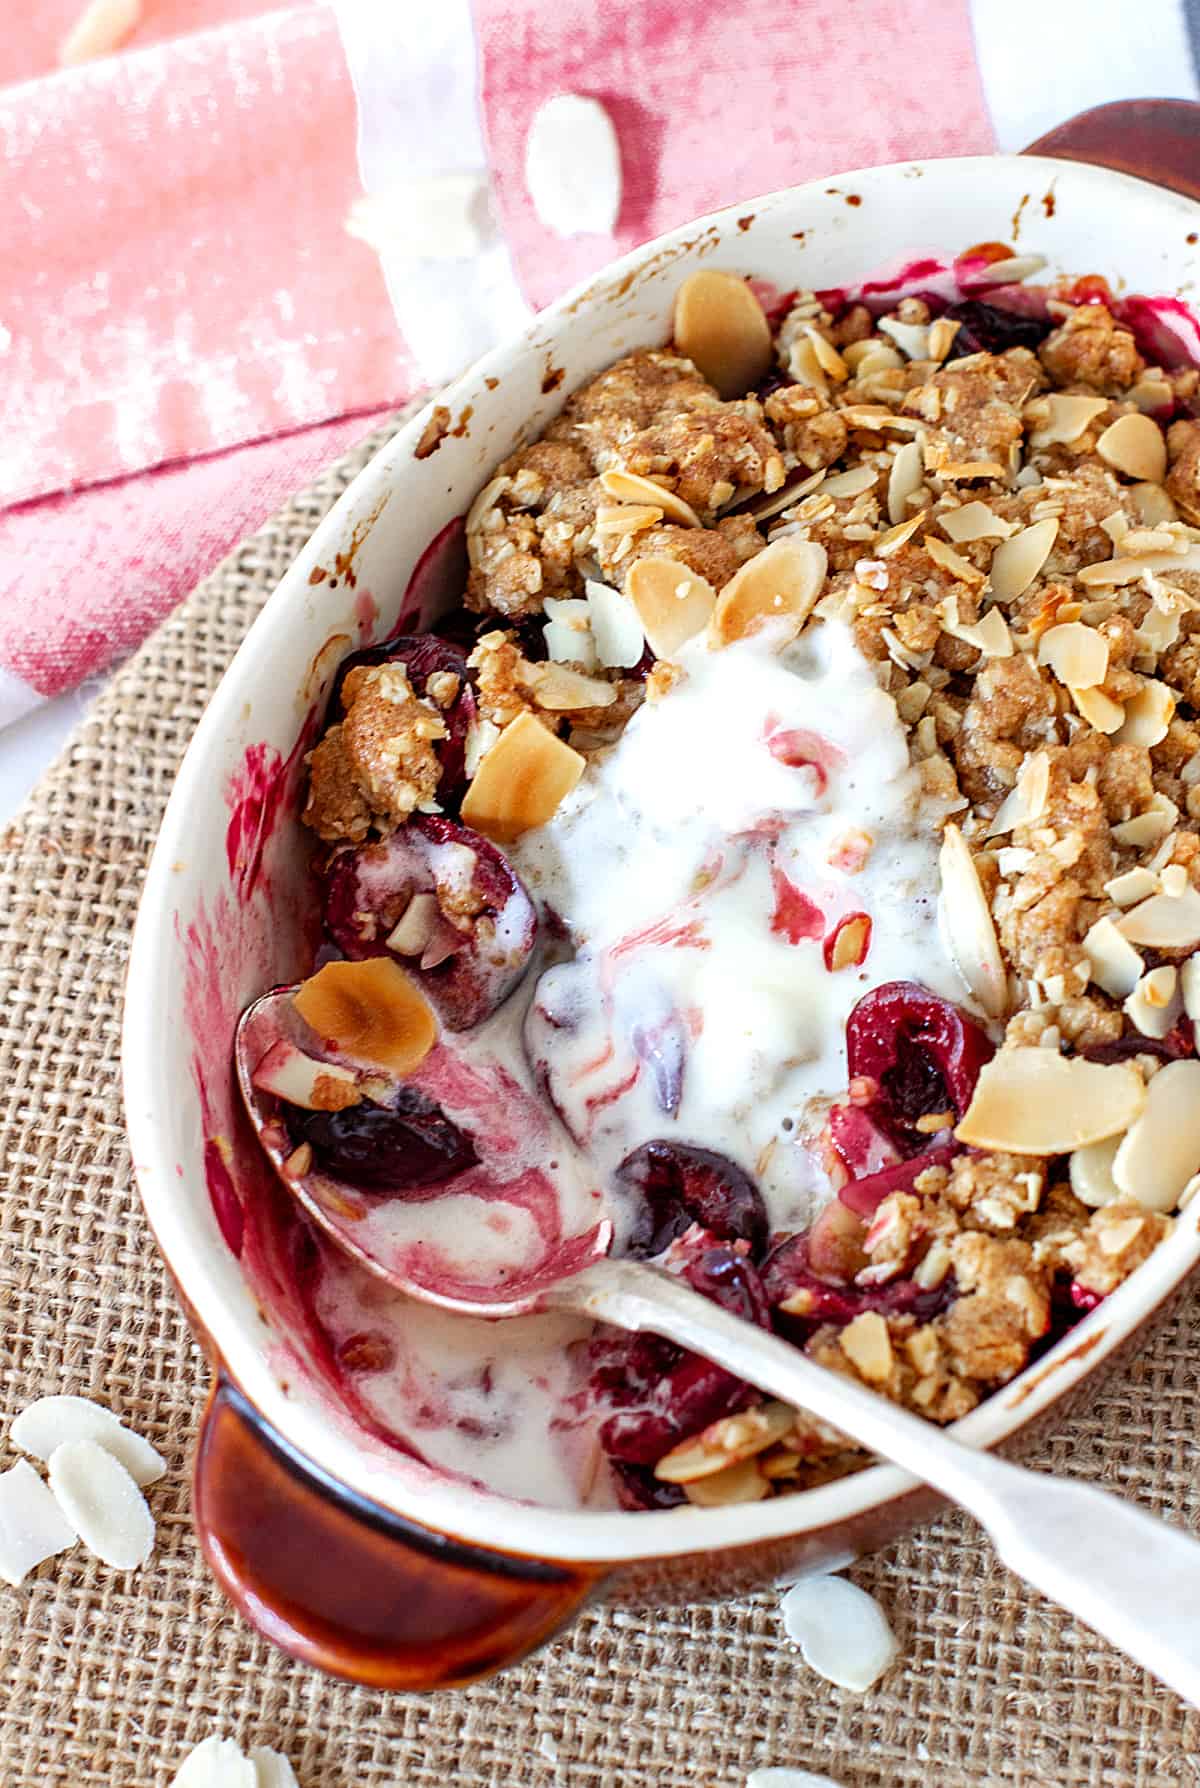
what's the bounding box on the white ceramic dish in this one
[123,153,1200,1687]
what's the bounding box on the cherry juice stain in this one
[224,721,318,904]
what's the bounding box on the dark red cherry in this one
[285,1081,478,1192]
[609,1461,688,1510]
[616,1141,768,1260]
[322,814,537,1029]
[845,981,994,1147]
[942,299,1054,360]
[837,1140,962,1219]
[762,1232,955,1337]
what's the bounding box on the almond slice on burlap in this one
[0,1460,77,1588]
[708,539,827,648]
[600,468,701,528]
[626,557,718,658]
[461,710,585,843]
[780,1575,898,1693]
[673,269,772,399]
[294,957,437,1076]
[1113,1058,1200,1211]
[47,1440,154,1572]
[938,823,1007,1018]
[11,1395,166,1487]
[1096,412,1168,483]
[956,1051,1146,1154]
[171,1737,258,1788]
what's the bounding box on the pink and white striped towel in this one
[1,0,1197,731]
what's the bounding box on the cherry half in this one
[844,981,994,1154]
[615,1140,769,1261]
[285,1082,479,1193]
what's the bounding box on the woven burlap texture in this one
[2,409,1199,1788]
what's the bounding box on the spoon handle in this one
[566,1258,1200,1705]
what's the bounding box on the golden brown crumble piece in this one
[1073,1200,1173,1296]
[1038,304,1146,395]
[904,349,1041,478]
[562,347,717,443]
[941,1233,1051,1381]
[617,405,785,520]
[338,663,446,830]
[303,725,373,845]
[621,517,762,591]
[943,1150,1045,1231]
[763,386,849,470]
[954,653,1059,809]
[1165,419,1200,524]
[466,629,632,741]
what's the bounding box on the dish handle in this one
[193,1376,606,1688]
[1025,98,1200,201]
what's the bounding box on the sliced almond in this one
[465,474,509,540]
[824,912,872,972]
[681,1456,769,1506]
[969,252,1046,284]
[1037,621,1109,689]
[821,464,878,499]
[47,1440,154,1572]
[626,557,718,658]
[600,469,700,529]
[1113,678,1175,748]
[1181,952,1200,1019]
[875,512,926,557]
[294,958,437,1077]
[927,317,961,362]
[708,538,828,648]
[586,579,646,669]
[780,1575,899,1693]
[251,1038,361,1111]
[1071,685,1125,734]
[1079,545,1200,587]
[840,405,923,434]
[1069,1135,1123,1210]
[987,750,1050,837]
[461,710,585,842]
[804,325,849,382]
[1103,867,1159,908]
[839,1311,894,1383]
[1117,884,1200,951]
[11,1396,166,1488]
[655,1402,797,1483]
[1124,965,1181,1039]
[171,1737,258,1788]
[955,1051,1146,1155]
[938,822,1007,1018]
[1113,1058,1200,1211]
[1096,412,1168,484]
[1082,916,1145,998]
[1112,793,1179,847]
[843,338,901,372]
[672,269,772,400]
[1131,482,1178,528]
[989,518,1059,603]
[543,618,599,670]
[926,536,986,586]
[524,661,617,712]
[878,316,930,360]
[249,1747,302,1788]
[1027,393,1109,449]
[939,501,1017,544]
[0,1460,77,1588]
[383,891,441,959]
[887,440,924,525]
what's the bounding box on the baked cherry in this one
[322,814,537,1029]
[844,981,993,1151]
[285,1081,478,1192]
[761,1232,955,1337]
[942,299,1053,360]
[616,1140,768,1260]
[330,634,476,805]
[836,1140,962,1219]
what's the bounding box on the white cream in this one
[514,620,962,1237]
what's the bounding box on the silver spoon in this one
[238,988,1200,1705]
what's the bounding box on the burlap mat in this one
[2,407,1199,1788]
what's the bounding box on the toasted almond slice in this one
[294,958,437,1077]
[251,1038,361,1111]
[708,539,827,648]
[586,579,645,668]
[1131,482,1178,527]
[1027,393,1110,449]
[1079,545,1200,587]
[940,459,1007,481]
[878,316,930,360]
[1071,684,1125,734]
[1104,867,1159,908]
[681,1456,769,1506]
[1113,678,1176,748]
[751,467,829,523]
[987,750,1050,837]
[655,1402,797,1483]
[875,512,926,556]
[1083,916,1145,998]
[926,536,986,585]
[1096,412,1168,483]
[172,1736,258,1788]
[843,338,900,372]
[1125,965,1181,1039]
[821,464,878,498]
[1037,621,1109,689]
[955,1051,1146,1154]
[524,661,617,711]
[48,1440,154,1572]
[887,440,924,525]
[1112,793,1179,847]
[989,518,1058,603]
[1117,884,1200,951]
[927,316,960,362]
[970,252,1046,284]
[600,469,701,528]
[780,1575,899,1693]
[1069,1135,1123,1209]
[1163,862,1191,896]
[0,1460,77,1588]
[804,325,849,382]
[840,405,924,434]
[626,557,718,658]
[939,501,1017,543]
[461,710,585,843]
[386,891,442,957]
[1113,1058,1200,1211]
[673,269,772,400]
[938,822,1007,1018]
[592,502,664,537]
[825,912,872,971]
[839,1311,894,1383]
[465,474,509,539]
[11,1396,166,1488]
[1182,952,1200,1019]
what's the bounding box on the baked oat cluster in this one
[287,250,1200,1512]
